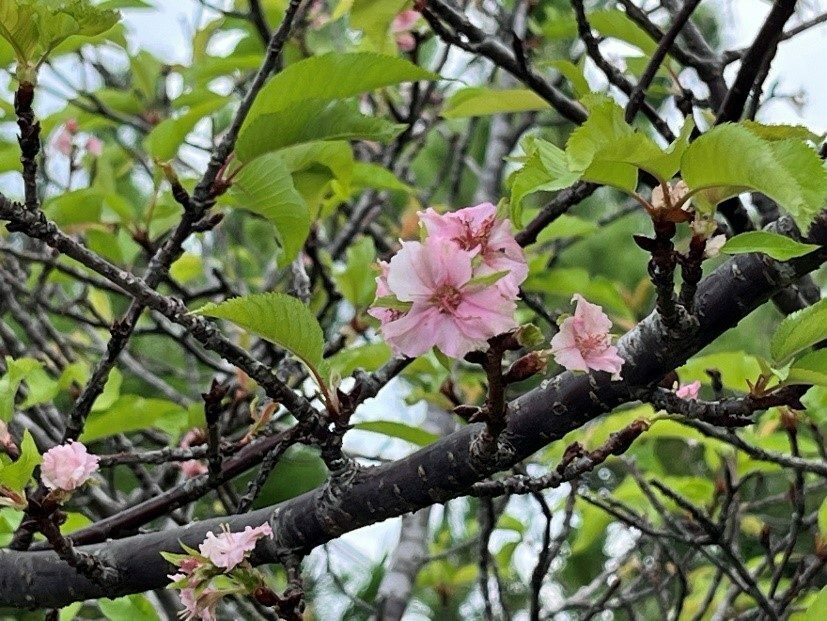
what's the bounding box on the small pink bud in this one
[64,118,79,133]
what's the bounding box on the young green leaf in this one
[226,152,311,267]
[0,431,40,493]
[353,420,439,447]
[143,98,224,161]
[681,123,827,227]
[332,236,378,308]
[196,293,326,379]
[721,231,819,261]
[770,298,827,364]
[0,357,42,423]
[785,350,827,388]
[442,87,550,118]
[0,0,119,84]
[236,99,405,162]
[243,52,438,126]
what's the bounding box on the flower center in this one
[574,331,606,354]
[431,284,463,314]
[452,216,495,252]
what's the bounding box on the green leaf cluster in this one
[507,97,826,231]
[0,0,119,83]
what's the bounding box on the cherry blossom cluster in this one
[369,202,528,359]
[165,523,273,621]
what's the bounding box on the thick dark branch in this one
[716,0,798,124]
[0,216,822,608]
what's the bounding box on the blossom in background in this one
[85,136,103,156]
[675,380,701,400]
[392,10,419,51]
[550,294,624,376]
[178,428,207,479]
[379,238,518,358]
[419,202,528,297]
[198,523,273,570]
[51,119,78,156]
[40,441,100,492]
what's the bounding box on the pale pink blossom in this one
[367,261,404,325]
[85,136,103,156]
[392,10,419,51]
[179,586,219,621]
[419,203,528,297]
[675,380,701,400]
[198,523,273,571]
[550,294,624,376]
[51,125,76,156]
[180,460,208,478]
[380,238,517,358]
[40,441,99,492]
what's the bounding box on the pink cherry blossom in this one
[40,441,100,492]
[675,380,701,400]
[85,136,103,156]
[198,523,273,570]
[51,126,75,157]
[392,10,419,51]
[379,238,517,358]
[550,294,624,376]
[419,203,528,297]
[367,261,404,326]
[179,586,219,621]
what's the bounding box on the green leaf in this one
[327,343,392,378]
[82,395,186,442]
[818,498,827,537]
[535,213,598,243]
[244,52,437,126]
[802,586,827,620]
[0,431,40,492]
[44,188,103,226]
[236,99,404,162]
[227,152,310,266]
[353,420,439,446]
[565,96,634,172]
[196,292,325,377]
[442,87,550,118]
[332,236,378,308]
[721,231,819,261]
[347,0,409,53]
[681,124,827,227]
[351,162,412,193]
[545,60,591,98]
[785,350,827,387]
[741,121,820,143]
[144,98,224,161]
[770,298,827,364]
[99,595,160,621]
[0,0,119,83]
[508,137,582,224]
[0,357,42,423]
